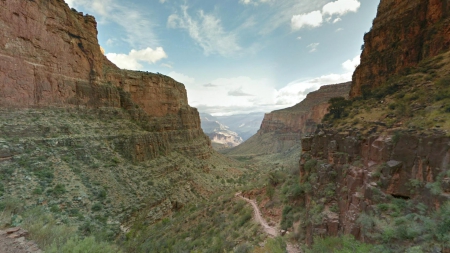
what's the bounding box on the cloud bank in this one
[291,0,360,30]
[106,47,167,70]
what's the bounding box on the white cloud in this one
[105,47,167,70]
[239,0,272,5]
[322,0,361,16]
[160,0,167,3]
[168,6,241,57]
[307,43,320,53]
[291,0,360,31]
[275,73,352,106]
[342,55,360,72]
[291,11,323,30]
[168,71,195,85]
[184,76,277,114]
[161,63,173,69]
[228,87,254,97]
[66,0,159,48]
[106,38,115,46]
[65,0,75,7]
[335,28,344,32]
[297,36,302,40]
[333,17,342,23]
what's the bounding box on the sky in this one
[65,0,379,116]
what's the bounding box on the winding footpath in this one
[236,193,302,253]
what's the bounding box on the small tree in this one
[327,97,352,119]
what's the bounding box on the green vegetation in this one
[121,192,268,253]
[358,199,450,252]
[322,53,450,133]
[305,235,374,253]
[0,198,121,252]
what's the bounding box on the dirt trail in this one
[236,193,302,253]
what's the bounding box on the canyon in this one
[1,0,450,252]
[0,0,238,242]
[226,82,351,157]
[293,0,450,251]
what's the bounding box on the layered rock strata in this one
[260,82,351,136]
[299,127,450,244]
[0,0,211,160]
[352,0,450,97]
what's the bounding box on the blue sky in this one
[66,0,378,115]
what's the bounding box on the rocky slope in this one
[293,0,450,250]
[226,82,351,157]
[0,0,242,240]
[0,0,210,160]
[352,0,450,97]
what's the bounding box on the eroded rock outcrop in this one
[299,128,450,245]
[352,0,450,97]
[0,0,211,160]
[296,0,450,248]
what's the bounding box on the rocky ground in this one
[0,228,41,253]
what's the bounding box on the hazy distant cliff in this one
[260,83,351,135]
[225,82,351,156]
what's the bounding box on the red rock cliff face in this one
[299,128,450,245]
[351,0,450,97]
[0,0,210,159]
[260,82,351,135]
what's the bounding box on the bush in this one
[326,97,352,120]
[307,235,374,253]
[53,184,66,196]
[281,206,294,230]
[47,236,122,253]
[264,237,286,253]
[91,203,102,212]
[304,159,317,173]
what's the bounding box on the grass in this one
[322,52,450,134]
[0,198,121,252]
[121,191,267,252]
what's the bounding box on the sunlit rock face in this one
[352,0,450,97]
[0,0,212,160]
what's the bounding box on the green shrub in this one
[306,235,374,253]
[304,159,317,173]
[326,97,352,120]
[91,203,102,212]
[47,236,122,253]
[264,237,286,253]
[281,206,294,230]
[53,184,66,196]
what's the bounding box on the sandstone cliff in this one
[293,0,450,250]
[352,0,450,97]
[0,0,211,160]
[0,0,239,236]
[260,82,351,135]
[299,128,450,246]
[225,82,351,157]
